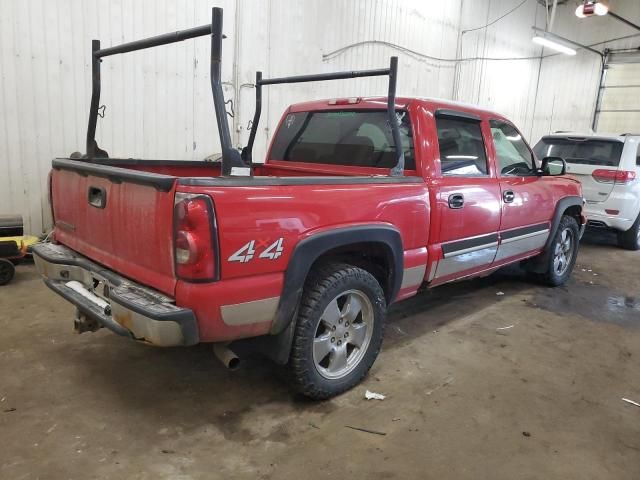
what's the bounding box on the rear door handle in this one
[88,186,107,209]
[448,193,464,209]
[503,190,515,203]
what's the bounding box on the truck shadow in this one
[384,265,531,349]
[66,264,533,438]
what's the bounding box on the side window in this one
[435,116,488,176]
[636,143,640,166]
[490,120,536,176]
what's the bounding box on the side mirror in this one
[541,156,567,176]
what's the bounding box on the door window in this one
[490,120,536,176]
[435,116,488,176]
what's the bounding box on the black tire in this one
[534,215,580,287]
[288,263,386,400]
[0,259,16,286]
[617,212,640,251]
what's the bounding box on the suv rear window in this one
[269,110,415,170]
[533,137,623,167]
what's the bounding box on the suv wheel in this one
[617,212,640,251]
[0,259,16,286]
[534,215,579,287]
[288,263,386,400]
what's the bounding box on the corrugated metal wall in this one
[1,0,639,234]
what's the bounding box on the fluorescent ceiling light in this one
[532,35,577,55]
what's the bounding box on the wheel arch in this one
[232,225,403,365]
[524,195,583,275]
[544,196,584,252]
[272,224,403,334]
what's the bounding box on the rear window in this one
[269,110,415,170]
[533,138,623,167]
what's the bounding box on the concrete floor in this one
[1,230,639,480]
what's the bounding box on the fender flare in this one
[525,195,583,274]
[543,195,584,252]
[270,224,404,336]
[233,225,404,364]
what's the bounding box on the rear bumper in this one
[32,243,198,347]
[584,208,635,231]
[584,188,640,232]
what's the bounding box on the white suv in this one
[534,133,640,250]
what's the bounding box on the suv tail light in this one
[173,193,218,281]
[592,169,636,184]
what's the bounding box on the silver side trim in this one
[401,264,426,289]
[221,296,280,326]
[500,229,549,245]
[427,261,437,282]
[443,241,499,258]
[435,245,498,279]
[494,230,548,262]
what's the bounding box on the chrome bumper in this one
[32,243,198,347]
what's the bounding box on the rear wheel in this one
[532,215,579,287]
[617,212,640,251]
[0,259,16,286]
[288,263,386,400]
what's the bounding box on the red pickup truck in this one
[34,9,585,399]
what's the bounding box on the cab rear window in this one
[269,110,415,170]
[534,138,623,167]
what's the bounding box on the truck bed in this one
[50,158,427,307]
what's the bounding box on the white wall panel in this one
[530,0,640,141]
[1,0,639,234]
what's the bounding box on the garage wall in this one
[530,0,640,140]
[1,0,638,235]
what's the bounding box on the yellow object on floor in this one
[0,235,40,254]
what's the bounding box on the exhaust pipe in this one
[213,343,240,370]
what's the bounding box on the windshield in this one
[533,137,623,167]
[269,110,415,170]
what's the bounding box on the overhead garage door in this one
[595,52,640,134]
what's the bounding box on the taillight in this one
[592,169,636,184]
[173,193,218,281]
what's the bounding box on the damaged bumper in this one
[32,243,198,346]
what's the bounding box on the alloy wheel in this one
[553,227,574,276]
[312,289,374,380]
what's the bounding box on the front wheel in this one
[534,215,580,287]
[288,263,386,400]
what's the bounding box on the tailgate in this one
[50,159,178,295]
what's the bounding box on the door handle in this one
[448,193,464,209]
[88,186,107,209]
[503,190,515,203]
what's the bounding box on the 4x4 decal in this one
[228,238,284,263]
